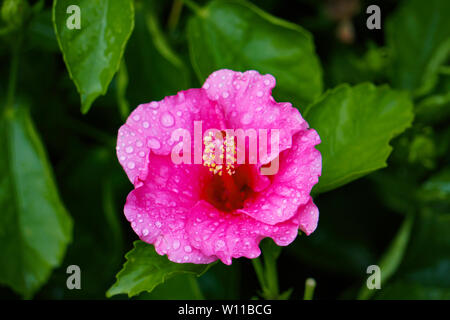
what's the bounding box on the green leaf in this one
[138,275,204,300]
[304,83,414,193]
[187,0,322,108]
[0,105,72,298]
[386,0,450,96]
[52,0,135,113]
[106,241,214,298]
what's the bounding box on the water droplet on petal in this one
[184,245,192,253]
[127,162,135,169]
[161,112,175,127]
[216,240,225,249]
[143,121,149,128]
[148,137,161,149]
[173,240,180,250]
[149,101,159,109]
[241,113,253,125]
[125,146,134,154]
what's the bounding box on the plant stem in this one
[182,0,204,16]
[263,251,279,298]
[188,276,205,300]
[303,278,316,300]
[251,257,266,292]
[116,60,130,121]
[167,0,184,31]
[252,243,281,299]
[6,35,22,111]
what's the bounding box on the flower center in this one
[202,131,252,212]
[202,130,236,176]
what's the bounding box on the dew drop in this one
[149,101,159,109]
[184,245,192,253]
[125,146,133,154]
[161,112,175,127]
[147,137,161,149]
[241,113,253,125]
[216,240,225,249]
[173,240,181,250]
[143,121,149,128]
[127,161,135,169]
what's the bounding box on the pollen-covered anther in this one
[203,131,236,176]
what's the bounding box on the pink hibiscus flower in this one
[116,69,321,265]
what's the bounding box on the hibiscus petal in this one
[202,69,308,164]
[240,129,321,225]
[117,88,225,185]
[297,198,319,236]
[124,172,215,264]
[186,200,308,265]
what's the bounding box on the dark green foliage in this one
[0,0,448,300]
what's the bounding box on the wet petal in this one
[240,129,321,225]
[203,69,308,164]
[186,200,305,265]
[117,88,225,185]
